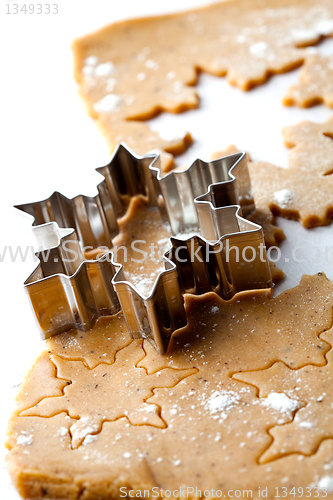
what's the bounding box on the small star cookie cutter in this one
[16,144,272,354]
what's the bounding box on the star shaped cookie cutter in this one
[16,144,272,354]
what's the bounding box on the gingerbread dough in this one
[214,119,333,228]
[73,0,333,170]
[234,325,333,462]
[284,52,333,108]
[6,273,333,499]
[251,117,333,227]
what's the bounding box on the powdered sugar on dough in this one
[8,274,333,494]
[84,55,98,67]
[127,266,165,299]
[17,432,33,446]
[93,94,122,113]
[316,20,333,35]
[262,392,302,414]
[249,42,269,56]
[249,117,333,227]
[317,476,333,492]
[290,19,333,42]
[95,62,115,77]
[57,427,69,437]
[82,57,115,78]
[273,189,294,208]
[20,345,196,449]
[158,129,188,143]
[203,390,241,421]
[297,420,313,429]
[83,434,98,446]
[73,417,100,444]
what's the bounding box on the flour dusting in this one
[262,393,302,413]
[317,20,333,35]
[318,476,333,492]
[83,434,97,445]
[250,42,268,56]
[95,62,115,77]
[17,431,33,446]
[93,94,122,113]
[128,266,165,298]
[203,390,241,421]
[273,189,293,208]
[74,417,100,442]
[82,57,115,79]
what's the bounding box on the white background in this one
[1,0,333,497]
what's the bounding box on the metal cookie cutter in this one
[23,223,121,334]
[16,144,272,354]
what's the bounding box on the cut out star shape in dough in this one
[250,117,333,227]
[213,119,333,228]
[73,0,333,169]
[21,341,197,448]
[233,327,333,463]
[284,53,333,109]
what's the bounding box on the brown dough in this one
[284,52,333,108]
[73,0,333,169]
[214,120,333,228]
[234,324,333,462]
[250,117,333,227]
[6,273,333,499]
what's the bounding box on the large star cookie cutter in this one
[16,144,272,354]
